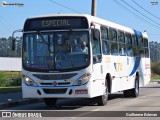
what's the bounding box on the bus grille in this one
[43,88,67,94]
[33,73,77,80]
[40,82,70,86]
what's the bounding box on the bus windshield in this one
[23,31,90,72]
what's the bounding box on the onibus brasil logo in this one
[2,1,7,7]
[2,1,24,7]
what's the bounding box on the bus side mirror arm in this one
[12,29,23,51]
[93,29,100,40]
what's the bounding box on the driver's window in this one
[91,29,102,63]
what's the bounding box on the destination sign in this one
[42,19,70,27]
[24,17,88,31]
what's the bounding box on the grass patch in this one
[0,71,21,87]
[151,62,160,80]
[151,74,160,80]
[0,86,22,94]
[4,71,21,79]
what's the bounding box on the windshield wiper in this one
[37,31,50,51]
[37,31,49,45]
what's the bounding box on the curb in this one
[150,80,160,84]
[0,99,42,110]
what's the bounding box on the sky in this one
[0,0,160,42]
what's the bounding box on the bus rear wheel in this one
[95,82,108,106]
[131,76,139,97]
[44,98,57,106]
[123,76,139,97]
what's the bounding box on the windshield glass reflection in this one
[23,31,90,71]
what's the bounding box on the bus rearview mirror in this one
[12,29,23,51]
[12,39,15,51]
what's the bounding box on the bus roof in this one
[25,14,148,38]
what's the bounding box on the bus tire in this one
[44,98,57,106]
[131,76,139,97]
[123,76,139,97]
[95,81,108,106]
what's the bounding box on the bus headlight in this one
[73,73,91,86]
[23,76,38,87]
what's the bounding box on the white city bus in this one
[13,14,151,106]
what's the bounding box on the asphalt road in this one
[2,84,160,119]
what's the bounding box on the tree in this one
[149,41,160,62]
[0,36,22,57]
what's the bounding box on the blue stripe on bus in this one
[129,57,141,76]
[133,29,142,37]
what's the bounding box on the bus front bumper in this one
[22,82,92,98]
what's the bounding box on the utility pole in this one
[91,0,96,16]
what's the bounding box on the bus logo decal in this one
[114,62,122,71]
[52,81,57,86]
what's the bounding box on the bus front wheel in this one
[44,98,57,106]
[95,82,108,106]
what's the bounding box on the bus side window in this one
[118,31,126,56]
[145,48,149,58]
[109,28,118,55]
[143,38,149,58]
[138,37,143,47]
[133,36,140,56]
[101,26,110,55]
[132,35,136,47]
[138,37,145,57]
[101,26,108,40]
[144,38,148,47]
[102,40,110,55]
[92,29,102,63]
[125,33,133,56]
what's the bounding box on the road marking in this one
[106,95,147,107]
[69,92,152,118]
[69,108,101,118]
[92,109,100,111]
[69,110,99,118]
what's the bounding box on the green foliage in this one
[10,77,21,86]
[151,73,160,80]
[0,71,21,87]
[0,72,9,87]
[133,46,145,56]
[149,41,160,62]
[151,62,160,75]
[133,47,139,56]
[0,37,22,57]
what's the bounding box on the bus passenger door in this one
[91,29,103,96]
